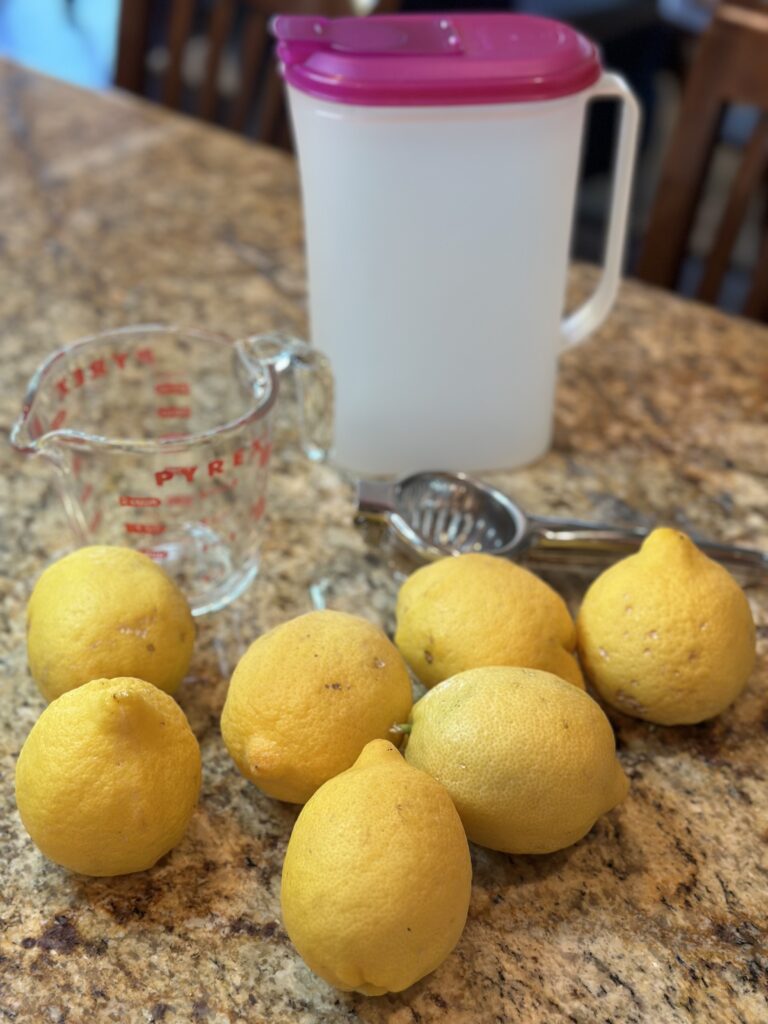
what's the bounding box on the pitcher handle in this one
[235,333,334,461]
[561,72,641,349]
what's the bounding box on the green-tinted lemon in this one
[404,666,628,854]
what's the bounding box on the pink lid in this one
[272,13,601,107]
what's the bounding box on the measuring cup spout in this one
[10,342,79,458]
[11,400,62,458]
[10,412,38,455]
[234,332,334,462]
[10,377,90,544]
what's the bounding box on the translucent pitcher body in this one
[289,81,638,475]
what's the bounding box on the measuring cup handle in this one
[236,333,334,461]
[561,72,641,349]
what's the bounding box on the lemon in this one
[281,739,471,995]
[577,528,756,725]
[394,553,583,689]
[221,610,413,804]
[15,677,201,876]
[27,545,195,701]
[404,666,628,854]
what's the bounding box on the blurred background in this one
[2,0,767,320]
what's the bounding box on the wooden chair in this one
[635,2,768,320]
[115,0,356,149]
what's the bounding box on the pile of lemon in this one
[14,529,756,997]
[17,546,201,877]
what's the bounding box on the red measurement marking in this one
[50,409,67,430]
[157,406,191,419]
[155,382,190,396]
[51,351,157,399]
[125,522,166,535]
[88,510,102,532]
[120,495,162,508]
[165,494,195,507]
[252,439,271,467]
[251,497,266,521]
[139,548,168,560]
[80,483,93,504]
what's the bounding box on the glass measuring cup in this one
[10,325,333,615]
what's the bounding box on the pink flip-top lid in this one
[272,13,601,107]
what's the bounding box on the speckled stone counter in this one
[1,61,766,1024]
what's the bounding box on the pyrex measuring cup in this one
[10,325,333,615]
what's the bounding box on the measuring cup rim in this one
[10,323,280,454]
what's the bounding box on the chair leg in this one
[744,221,768,320]
[697,114,768,304]
[635,25,731,288]
[163,0,195,108]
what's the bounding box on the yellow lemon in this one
[27,545,195,701]
[221,610,413,804]
[15,677,201,876]
[281,739,471,995]
[404,666,628,854]
[577,528,756,725]
[394,553,583,689]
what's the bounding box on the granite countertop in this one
[1,61,767,1024]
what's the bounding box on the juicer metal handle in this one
[235,333,334,462]
[525,515,768,579]
[561,72,641,349]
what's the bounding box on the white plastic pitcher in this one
[274,13,640,475]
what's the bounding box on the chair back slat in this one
[200,0,237,121]
[116,0,151,93]
[229,11,268,133]
[163,0,196,108]
[257,52,288,143]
